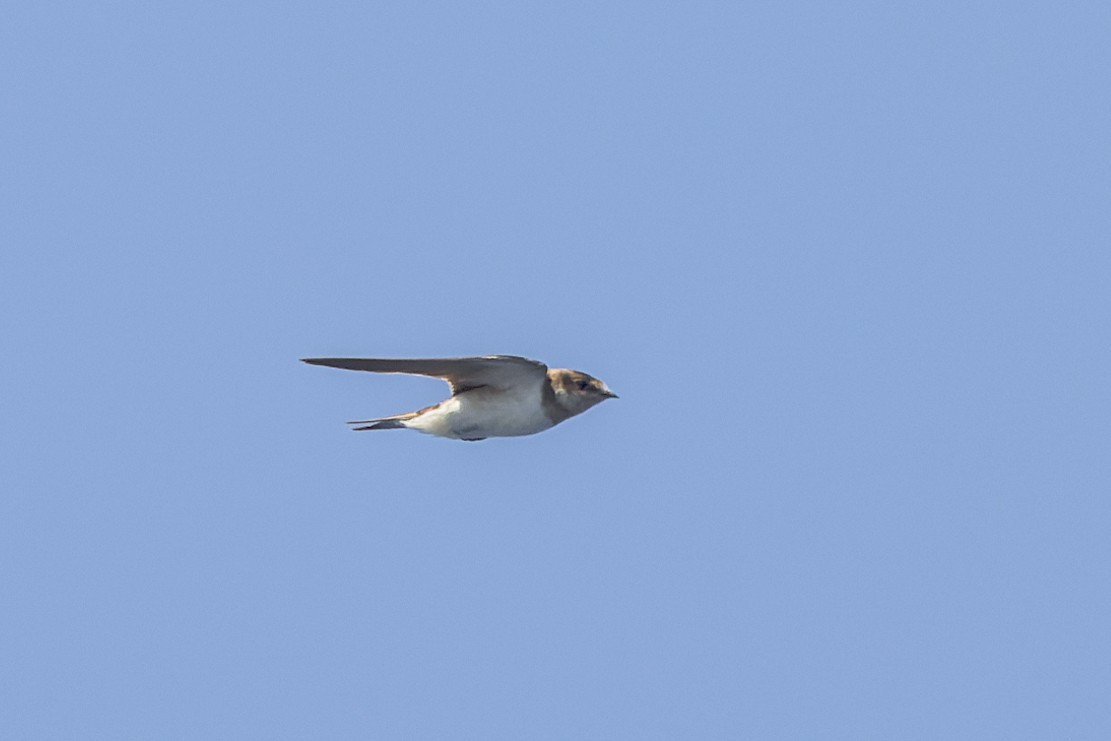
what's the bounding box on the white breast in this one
[405,383,555,439]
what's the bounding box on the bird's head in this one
[548,369,618,416]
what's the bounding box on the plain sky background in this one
[2,2,1109,739]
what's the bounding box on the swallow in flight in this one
[302,355,617,441]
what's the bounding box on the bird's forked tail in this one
[346,403,438,432]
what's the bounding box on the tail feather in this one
[346,412,418,432]
[350,420,407,431]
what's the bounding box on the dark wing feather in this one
[301,355,548,394]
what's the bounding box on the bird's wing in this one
[301,355,549,395]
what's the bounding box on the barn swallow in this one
[301,355,617,441]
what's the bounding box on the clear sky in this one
[2,2,1109,739]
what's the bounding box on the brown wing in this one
[300,355,548,395]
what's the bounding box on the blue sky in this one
[2,2,1109,739]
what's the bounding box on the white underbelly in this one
[407,390,554,439]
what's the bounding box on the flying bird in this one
[301,355,617,441]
